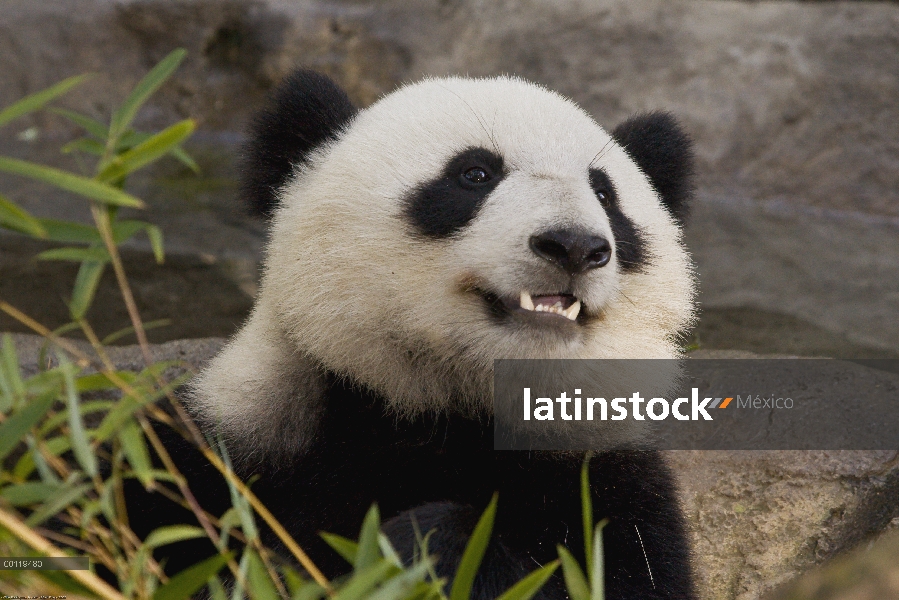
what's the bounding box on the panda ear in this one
[243,70,357,218]
[611,112,695,223]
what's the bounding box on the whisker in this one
[589,138,617,168]
[437,82,501,156]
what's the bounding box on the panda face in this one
[261,76,695,414]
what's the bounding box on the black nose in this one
[529,229,612,274]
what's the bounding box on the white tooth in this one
[565,300,582,321]
[552,301,563,309]
[520,291,535,311]
[536,305,544,312]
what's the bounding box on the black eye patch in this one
[589,168,649,274]
[403,147,505,238]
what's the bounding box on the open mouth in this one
[518,291,581,321]
[476,288,584,324]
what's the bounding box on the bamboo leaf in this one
[0,156,145,208]
[320,533,358,565]
[405,581,445,600]
[332,561,396,600]
[292,580,327,600]
[170,146,201,174]
[110,220,165,263]
[366,560,433,600]
[589,519,609,600]
[22,368,66,396]
[143,525,206,549]
[94,393,155,442]
[99,119,195,182]
[145,223,165,263]
[152,552,231,600]
[120,420,154,489]
[98,478,116,521]
[557,546,589,600]
[0,74,91,128]
[38,219,102,244]
[70,260,106,320]
[0,363,12,413]
[59,357,97,477]
[449,494,498,600]
[216,507,241,551]
[118,130,151,148]
[231,551,251,600]
[281,565,305,596]
[61,137,105,156]
[246,549,281,600]
[219,440,258,542]
[206,577,229,600]
[0,481,63,506]
[25,482,92,526]
[495,561,560,600]
[581,452,594,577]
[355,504,381,571]
[0,334,26,408]
[378,532,403,568]
[110,49,187,143]
[0,194,47,238]
[50,108,109,139]
[110,219,145,243]
[75,373,121,393]
[37,247,110,262]
[100,319,171,345]
[15,435,66,482]
[38,400,111,436]
[0,393,56,461]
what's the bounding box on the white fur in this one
[190,76,696,456]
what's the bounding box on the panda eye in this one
[595,190,611,208]
[462,166,491,185]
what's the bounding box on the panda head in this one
[239,71,695,418]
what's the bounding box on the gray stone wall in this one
[2,0,898,355]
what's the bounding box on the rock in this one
[763,528,899,600]
[1,0,898,355]
[686,195,899,359]
[667,450,899,600]
[3,0,898,216]
[6,332,225,377]
[0,237,255,343]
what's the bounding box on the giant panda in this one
[135,70,697,599]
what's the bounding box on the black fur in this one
[126,377,694,600]
[611,112,695,223]
[242,70,357,218]
[589,169,649,273]
[403,147,505,238]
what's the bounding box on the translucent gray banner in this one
[493,359,899,450]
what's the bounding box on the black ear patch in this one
[611,112,695,223]
[242,70,357,218]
